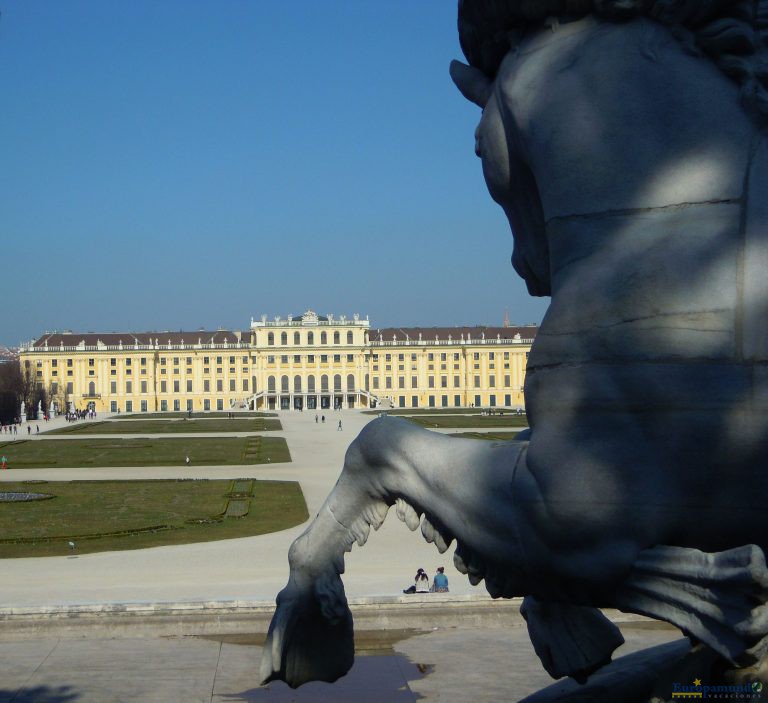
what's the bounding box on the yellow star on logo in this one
[693,679,702,687]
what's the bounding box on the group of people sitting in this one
[402,566,449,594]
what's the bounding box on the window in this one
[141,357,147,366]
[385,354,391,362]
[333,331,340,344]
[308,332,314,345]
[411,376,418,388]
[489,375,495,387]
[111,401,118,412]
[321,355,328,363]
[216,399,224,411]
[294,332,300,345]
[216,380,223,392]
[268,376,276,392]
[347,354,354,363]
[280,332,288,345]
[187,399,193,411]
[398,377,405,389]
[111,358,116,366]
[294,355,301,364]
[307,355,314,363]
[110,381,117,394]
[504,352,509,359]
[160,358,166,365]
[333,354,341,363]
[428,376,435,388]
[203,357,209,364]
[186,380,192,392]
[51,382,58,394]
[428,353,434,361]
[475,394,481,406]
[441,353,446,361]
[281,355,289,364]
[489,352,495,360]
[429,395,435,407]
[505,394,511,406]
[126,401,133,412]
[454,353,460,360]
[411,396,418,408]
[321,331,327,345]
[229,379,235,391]
[242,379,249,391]
[474,352,480,360]
[173,400,180,411]
[161,400,168,411]
[141,381,148,393]
[173,380,179,393]
[229,356,235,364]
[373,378,379,389]
[385,377,392,389]
[216,357,222,364]
[204,380,210,392]
[489,394,496,407]
[454,395,461,407]
[141,400,147,412]
[173,357,179,365]
[454,375,460,387]
[442,395,448,407]
[89,358,95,366]
[66,382,73,394]
[504,375,510,387]
[347,331,353,344]
[189,357,194,365]
[204,399,210,411]
[267,355,275,364]
[126,381,132,393]
[67,358,73,367]
[161,381,167,393]
[441,376,447,388]
[268,333,275,346]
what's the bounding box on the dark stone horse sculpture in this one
[261,0,768,692]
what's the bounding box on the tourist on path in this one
[1,455,7,470]
[338,420,342,431]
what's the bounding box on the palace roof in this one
[31,330,239,348]
[371,325,537,342]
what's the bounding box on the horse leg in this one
[260,416,527,688]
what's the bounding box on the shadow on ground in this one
[0,685,80,703]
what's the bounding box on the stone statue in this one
[36,400,43,420]
[261,1,768,695]
[19,401,25,423]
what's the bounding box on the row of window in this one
[110,399,227,413]
[266,331,355,346]
[372,374,514,390]
[390,394,518,408]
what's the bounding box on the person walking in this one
[338,420,342,431]
[321,415,325,424]
[1,455,7,470]
[315,414,318,423]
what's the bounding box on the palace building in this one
[19,310,536,414]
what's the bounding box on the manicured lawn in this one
[0,436,290,468]
[121,411,276,419]
[451,431,522,441]
[363,408,487,416]
[47,418,283,435]
[0,478,308,557]
[405,415,529,428]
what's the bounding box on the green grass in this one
[451,431,522,441]
[47,418,283,435]
[0,478,308,558]
[0,436,291,468]
[404,414,529,428]
[363,408,488,416]
[121,411,276,419]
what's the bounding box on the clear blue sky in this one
[0,1,548,345]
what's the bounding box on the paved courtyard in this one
[0,410,684,703]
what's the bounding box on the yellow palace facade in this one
[19,310,536,414]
